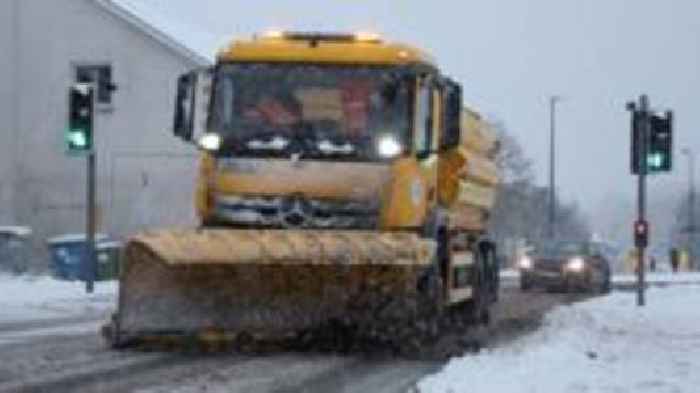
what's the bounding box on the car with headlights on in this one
[518,240,611,293]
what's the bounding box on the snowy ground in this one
[0,274,116,323]
[503,268,700,283]
[613,271,700,284]
[417,282,700,393]
[500,268,519,279]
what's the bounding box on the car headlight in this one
[518,256,533,270]
[566,257,586,272]
[377,136,402,158]
[198,133,222,151]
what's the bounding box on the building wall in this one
[0,0,18,224]
[14,0,203,252]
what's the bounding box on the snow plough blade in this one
[106,229,436,348]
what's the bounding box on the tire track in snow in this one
[0,352,184,393]
[0,315,105,334]
[271,358,440,393]
[0,315,108,350]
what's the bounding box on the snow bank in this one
[613,271,700,284]
[0,275,117,323]
[502,269,700,286]
[499,269,519,279]
[418,285,700,393]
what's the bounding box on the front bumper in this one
[521,269,590,289]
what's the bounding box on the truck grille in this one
[214,195,380,229]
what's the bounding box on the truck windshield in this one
[211,63,411,160]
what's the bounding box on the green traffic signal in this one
[66,84,94,154]
[65,128,89,150]
[646,152,665,171]
[631,111,673,174]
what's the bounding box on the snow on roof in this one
[94,0,219,65]
[0,226,32,237]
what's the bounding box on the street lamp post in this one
[682,148,696,270]
[682,148,695,233]
[548,96,561,239]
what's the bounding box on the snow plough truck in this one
[105,32,501,350]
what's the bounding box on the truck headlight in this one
[566,257,585,272]
[377,136,402,158]
[198,133,221,151]
[518,256,533,270]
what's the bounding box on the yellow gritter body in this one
[107,32,501,348]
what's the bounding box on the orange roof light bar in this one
[221,31,434,66]
[258,31,382,44]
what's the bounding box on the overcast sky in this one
[133,0,699,242]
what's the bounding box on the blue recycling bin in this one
[0,226,32,274]
[47,234,121,281]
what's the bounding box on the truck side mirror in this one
[173,68,212,142]
[441,80,462,150]
[173,73,195,141]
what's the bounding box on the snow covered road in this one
[7,272,692,392]
[0,273,581,393]
[418,284,700,393]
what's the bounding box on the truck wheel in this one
[417,266,444,306]
[419,218,449,308]
[600,271,612,294]
[467,251,490,325]
[416,226,447,321]
[482,245,499,302]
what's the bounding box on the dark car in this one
[518,240,611,293]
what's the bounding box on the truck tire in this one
[600,270,612,294]
[420,211,449,307]
[466,249,491,325]
[479,244,499,302]
[416,222,448,317]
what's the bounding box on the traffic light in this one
[648,111,673,172]
[66,83,94,154]
[634,220,649,248]
[631,110,673,174]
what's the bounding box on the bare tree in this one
[488,121,591,261]
[491,121,534,184]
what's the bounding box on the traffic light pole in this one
[86,150,96,294]
[84,83,96,294]
[548,96,558,239]
[636,94,649,307]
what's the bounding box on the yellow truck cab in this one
[173,30,500,306]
